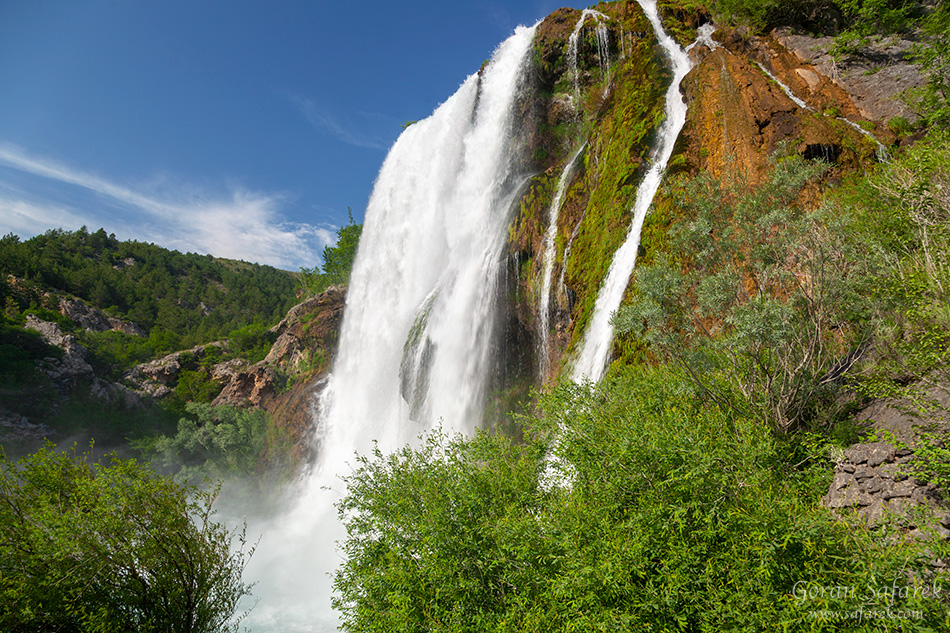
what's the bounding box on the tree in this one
[300,210,363,296]
[613,156,869,432]
[0,444,254,633]
[909,3,950,130]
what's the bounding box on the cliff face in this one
[504,0,911,387]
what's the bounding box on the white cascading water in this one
[569,10,612,101]
[537,143,586,379]
[754,61,890,161]
[571,0,693,383]
[243,24,537,632]
[538,9,616,380]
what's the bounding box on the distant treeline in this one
[0,227,298,351]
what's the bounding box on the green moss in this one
[562,38,668,353]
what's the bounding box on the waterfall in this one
[568,9,612,101]
[243,24,537,632]
[537,143,585,379]
[755,61,890,161]
[571,0,693,383]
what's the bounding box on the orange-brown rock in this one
[210,286,346,464]
[680,39,879,184]
[211,361,278,408]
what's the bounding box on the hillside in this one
[0,227,317,452]
[2,0,950,629]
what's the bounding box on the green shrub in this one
[334,364,950,631]
[144,403,279,485]
[0,444,253,632]
[299,211,362,296]
[613,157,868,432]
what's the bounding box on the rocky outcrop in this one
[211,286,345,412]
[680,29,882,184]
[264,285,345,372]
[771,28,924,125]
[124,342,227,399]
[212,362,279,408]
[58,298,146,337]
[0,407,54,442]
[824,442,950,539]
[24,315,95,388]
[21,315,142,409]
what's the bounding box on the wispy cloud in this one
[0,196,98,237]
[288,94,393,150]
[0,143,335,270]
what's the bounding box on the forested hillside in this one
[0,227,297,350]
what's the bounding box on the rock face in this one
[22,315,142,409]
[264,285,346,372]
[124,342,227,399]
[771,28,924,124]
[25,315,95,388]
[824,442,950,539]
[58,298,146,337]
[210,285,346,409]
[679,26,886,184]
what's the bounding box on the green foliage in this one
[0,226,297,367]
[334,365,950,631]
[0,321,56,386]
[893,432,950,493]
[334,428,550,632]
[710,0,917,36]
[843,133,950,405]
[227,321,278,364]
[907,3,950,130]
[0,444,253,632]
[42,389,179,449]
[613,157,868,432]
[300,211,362,296]
[174,369,223,404]
[144,403,282,485]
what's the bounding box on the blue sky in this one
[0,0,577,270]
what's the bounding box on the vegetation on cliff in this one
[333,1,950,629]
[299,212,363,296]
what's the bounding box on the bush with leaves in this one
[299,211,362,296]
[0,444,254,633]
[144,402,292,486]
[334,365,950,631]
[908,3,950,130]
[613,156,870,432]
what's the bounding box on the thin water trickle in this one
[755,61,890,161]
[538,143,586,379]
[571,0,693,383]
[568,9,612,101]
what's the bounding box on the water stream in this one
[571,0,693,383]
[537,143,586,379]
[755,61,890,161]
